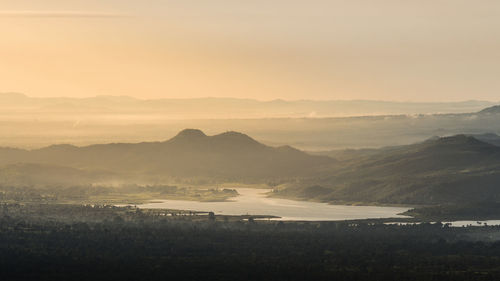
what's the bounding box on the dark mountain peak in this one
[467,133,500,147]
[172,129,207,140]
[416,135,497,155]
[215,131,250,138]
[470,133,500,139]
[212,131,261,146]
[171,129,256,143]
[435,134,481,144]
[0,128,335,180]
[479,105,500,114]
[422,134,480,145]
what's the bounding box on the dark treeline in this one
[2,204,500,281]
[404,202,500,221]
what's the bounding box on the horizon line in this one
[0,92,497,104]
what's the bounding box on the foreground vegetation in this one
[2,203,500,281]
[403,202,500,221]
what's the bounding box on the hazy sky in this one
[1,0,499,101]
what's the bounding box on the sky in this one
[0,0,499,102]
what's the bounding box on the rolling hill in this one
[0,163,115,187]
[469,133,500,147]
[1,92,493,118]
[2,93,500,151]
[478,105,500,115]
[0,129,334,182]
[276,135,500,205]
[4,128,500,205]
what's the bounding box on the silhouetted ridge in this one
[416,135,495,153]
[466,133,500,147]
[479,105,500,114]
[211,131,261,146]
[171,129,207,140]
[280,134,500,205]
[431,135,486,146]
[404,134,498,161]
[475,133,500,139]
[216,131,250,138]
[0,128,334,181]
[355,135,497,166]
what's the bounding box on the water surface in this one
[135,188,410,221]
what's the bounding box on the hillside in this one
[3,94,500,151]
[1,92,493,118]
[478,105,500,115]
[275,135,500,205]
[0,163,115,187]
[469,133,500,147]
[4,129,500,205]
[0,129,334,182]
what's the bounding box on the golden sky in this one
[1,0,499,101]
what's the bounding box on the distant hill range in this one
[468,133,500,146]
[2,128,500,206]
[2,92,500,151]
[0,163,114,187]
[0,129,334,184]
[479,105,500,115]
[277,134,500,205]
[0,92,495,118]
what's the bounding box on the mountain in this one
[4,129,500,205]
[0,129,335,182]
[479,105,500,115]
[3,93,500,151]
[276,135,500,205]
[468,133,500,147]
[0,163,115,187]
[0,92,494,118]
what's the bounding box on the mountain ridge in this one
[0,129,335,182]
[479,105,500,114]
[276,135,500,205]
[1,92,495,118]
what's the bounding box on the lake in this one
[134,188,411,221]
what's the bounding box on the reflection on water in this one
[135,188,410,221]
